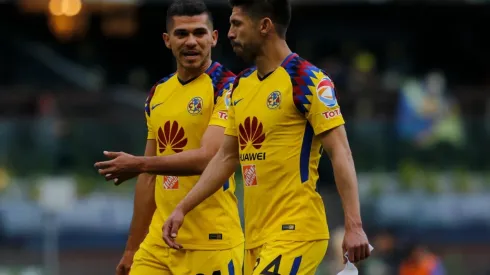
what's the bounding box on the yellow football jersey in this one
[225,53,345,249]
[142,62,243,250]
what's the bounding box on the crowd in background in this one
[1,2,489,274]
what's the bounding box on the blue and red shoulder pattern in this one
[145,73,175,117]
[205,62,236,104]
[281,53,330,114]
[230,67,256,99]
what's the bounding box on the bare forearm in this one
[125,173,156,251]
[140,149,211,176]
[178,149,238,215]
[331,150,362,229]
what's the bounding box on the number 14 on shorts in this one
[253,255,302,275]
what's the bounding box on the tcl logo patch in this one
[163,176,179,189]
[218,111,228,120]
[322,108,341,119]
[242,164,257,187]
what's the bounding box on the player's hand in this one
[342,227,371,263]
[110,172,140,186]
[162,207,184,250]
[94,151,141,185]
[115,250,134,275]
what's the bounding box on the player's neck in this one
[176,58,212,83]
[255,39,291,78]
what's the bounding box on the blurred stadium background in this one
[1,0,490,274]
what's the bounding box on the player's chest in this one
[149,87,214,130]
[233,82,296,130]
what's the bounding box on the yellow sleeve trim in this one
[208,119,228,128]
[224,130,238,137]
[313,117,345,136]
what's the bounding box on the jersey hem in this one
[244,233,329,250]
[143,235,244,251]
[208,121,228,128]
[224,132,238,137]
[313,119,345,136]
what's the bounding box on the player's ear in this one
[211,30,218,47]
[162,33,171,49]
[259,17,273,36]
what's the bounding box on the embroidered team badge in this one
[187,96,203,115]
[316,77,338,108]
[266,91,281,109]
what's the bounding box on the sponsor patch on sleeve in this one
[316,77,338,108]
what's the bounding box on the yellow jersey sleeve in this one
[286,59,345,136]
[145,112,154,139]
[144,74,175,140]
[224,100,237,137]
[224,73,244,137]
[205,63,236,129]
[306,72,345,135]
[144,84,157,140]
[208,79,234,128]
[224,67,256,137]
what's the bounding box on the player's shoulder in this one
[281,53,334,114]
[236,66,257,79]
[153,73,176,90]
[145,73,175,116]
[149,73,176,97]
[205,62,236,102]
[281,53,333,96]
[281,53,326,80]
[231,66,257,94]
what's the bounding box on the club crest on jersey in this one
[266,91,281,109]
[157,121,188,153]
[316,77,338,108]
[187,96,203,115]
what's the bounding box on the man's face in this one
[164,14,217,70]
[228,7,263,63]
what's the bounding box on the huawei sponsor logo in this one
[238,117,266,162]
[157,121,188,153]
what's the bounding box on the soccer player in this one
[162,0,371,274]
[94,1,244,274]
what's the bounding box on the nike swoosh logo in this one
[151,102,164,110]
[233,99,244,106]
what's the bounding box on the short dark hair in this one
[229,0,291,38]
[166,0,213,30]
